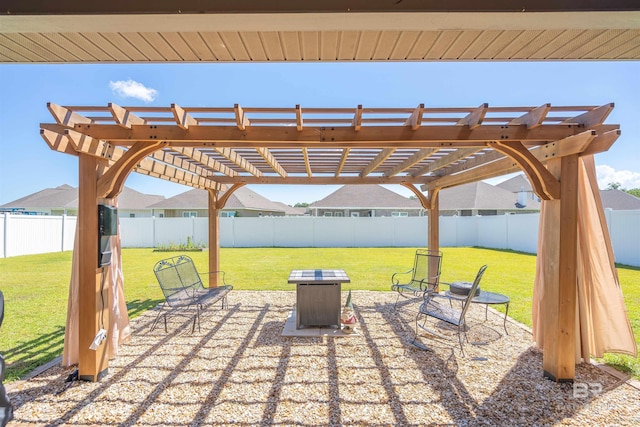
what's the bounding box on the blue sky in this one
[1,61,639,205]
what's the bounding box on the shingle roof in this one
[496,174,533,193]
[600,189,640,210]
[0,185,164,210]
[311,185,422,209]
[272,202,307,216]
[148,186,287,212]
[439,181,541,211]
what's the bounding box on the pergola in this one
[39,101,621,382]
[3,1,638,384]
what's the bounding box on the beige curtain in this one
[532,155,637,363]
[62,204,131,366]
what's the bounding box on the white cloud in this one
[109,79,158,102]
[596,165,640,190]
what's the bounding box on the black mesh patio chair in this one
[151,255,233,333]
[410,265,488,355]
[391,249,443,308]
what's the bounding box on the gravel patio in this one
[7,291,640,426]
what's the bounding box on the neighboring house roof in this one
[600,189,640,210]
[0,185,164,210]
[440,181,541,211]
[310,185,422,209]
[148,186,288,213]
[272,202,307,216]
[496,174,533,193]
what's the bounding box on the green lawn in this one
[0,247,638,382]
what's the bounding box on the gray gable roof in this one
[0,185,164,210]
[496,174,533,193]
[311,185,422,209]
[600,189,640,210]
[440,181,541,211]
[148,186,287,212]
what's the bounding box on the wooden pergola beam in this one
[212,176,433,185]
[71,123,608,147]
[97,141,167,198]
[489,140,561,200]
[428,130,597,190]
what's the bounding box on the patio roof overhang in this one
[2,2,640,62]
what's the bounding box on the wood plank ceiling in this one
[2,4,640,62]
[40,103,620,200]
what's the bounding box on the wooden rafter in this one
[563,103,614,127]
[109,103,145,128]
[335,148,350,177]
[302,148,312,177]
[352,105,363,131]
[296,104,303,131]
[48,102,92,127]
[411,148,484,177]
[234,103,250,130]
[360,148,395,177]
[171,103,198,129]
[257,147,288,177]
[385,148,437,177]
[404,104,424,130]
[169,147,237,177]
[214,147,263,177]
[509,104,550,129]
[457,103,488,129]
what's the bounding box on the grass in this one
[0,247,638,382]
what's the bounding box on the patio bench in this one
[151,255,233,333]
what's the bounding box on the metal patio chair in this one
[410,265,488,355]
[151,255,233,333]
[391,249,443,308]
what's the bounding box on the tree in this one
[294,202,309,208]
[626,188,640,198]
[607,182,622,190]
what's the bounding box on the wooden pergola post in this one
[428,189,441,291]
[208,189,220,288]
[77,153,109,382]
[542,155,579,381]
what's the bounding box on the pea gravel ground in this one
[7,291,640,426]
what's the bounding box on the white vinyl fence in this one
[1,210,639,267]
